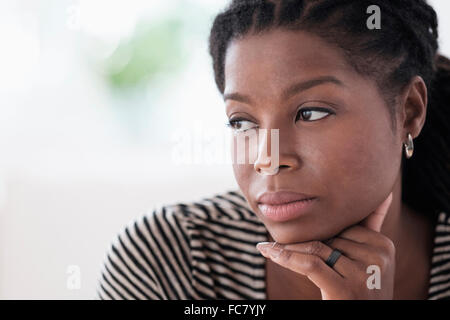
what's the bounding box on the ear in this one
[399,75,428,140]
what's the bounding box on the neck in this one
[381,171,433,290]
[379,170,405,260]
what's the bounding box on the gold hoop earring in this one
[403,133,414,159]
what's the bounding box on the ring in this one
[325,249,342,268]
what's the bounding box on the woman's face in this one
[224,29,403,244]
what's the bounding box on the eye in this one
[226,118,258,133]
[295,107,333,122]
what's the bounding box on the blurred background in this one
[0,0,449,299]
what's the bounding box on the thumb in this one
[360,192,393,232]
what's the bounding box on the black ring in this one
[325,249,342,268]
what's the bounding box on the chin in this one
[268,230,325,245]
[266,222,337,245]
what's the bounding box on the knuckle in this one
[280,249,293,261]
[308,240,324,256]
[373,238,395,261]
[382,238,396,256]
[363,246,389,271]
[373,253,390,270]
[304,255,322,274]
[367,237,395,267]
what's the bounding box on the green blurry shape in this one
[104,17,186,89]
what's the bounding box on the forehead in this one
[224,28,355,97]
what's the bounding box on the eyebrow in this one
[223,75,346,104]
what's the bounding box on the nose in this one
[253,128,299,175]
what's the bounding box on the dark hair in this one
[208,0,449,218]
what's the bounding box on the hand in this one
[256,192,395,300]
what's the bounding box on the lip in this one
[257,191,317,205]
[257,191,317,222]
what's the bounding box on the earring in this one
[403,133,414,159]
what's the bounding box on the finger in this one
[261,246,344,290]
[338,225,390,247]
[282,241,356,278]
[262,241,357,278]
[327,237,376,262]
[328,237,394,275]
[360,192,393,232]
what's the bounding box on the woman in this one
[96,0,450,300]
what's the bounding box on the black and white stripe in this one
[428,211,450,299]
[95,189,450,300]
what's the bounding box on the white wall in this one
[430,0,450,56]
[0,0,234,299]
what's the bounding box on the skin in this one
[223,28,435,299]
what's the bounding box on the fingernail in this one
[256,242,283,259]
[256,241,272,250]
[256,242,274,255]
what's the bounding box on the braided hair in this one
[208,0,449,218]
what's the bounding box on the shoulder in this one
[428,210,450,299]
[95,189,268,300]
[436,210,450,225]
[433,210,450,246]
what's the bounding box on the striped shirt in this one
[95,189,450,300]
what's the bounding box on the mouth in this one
[257,197,317,222]
[257,190,317,205]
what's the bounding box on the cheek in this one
[231,160,260,216]
[232,163,249,189]
[230,135,254,195]
[325,120,400,219]
[336,132,375,184]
